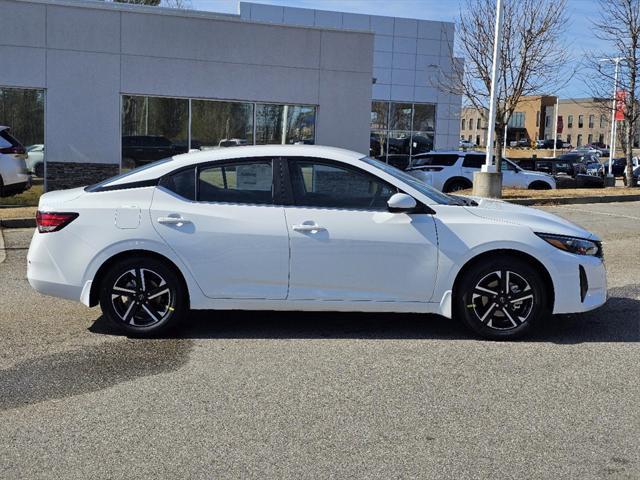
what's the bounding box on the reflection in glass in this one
[285,105,315,144]
[371,101,389,130]
[389,103,413,131]
[388,130,412,156]
[121,95,189,169]
[191,99,253,150]
[256,104,284,145]
[370,130,388,158]
[0,87,45,146]
[370,101,437,162]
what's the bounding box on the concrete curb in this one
[507,194,640,206]
[0,218,36,229]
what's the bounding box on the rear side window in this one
[413,154,459,167]
[198,161,273,205]
[0,130,24,151]
[288,159,396,210]
[159,168,196,200]
[462,154,486,168]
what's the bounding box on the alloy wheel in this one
[110,268,172,327]
[470,270,535,330]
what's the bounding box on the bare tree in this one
[442,0,570,177]
[585,0,640,186]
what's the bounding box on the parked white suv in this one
[0,126,32,197]
[407,151,556,193]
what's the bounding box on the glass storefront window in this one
[412,104,435,155]
[191,99,253,150]
[121,96,316,169]
[390,103,413,131]
[0,86,45,204]
[285,105,315,144]
[255,104,284,145]
[370,101,436,161]
[121,95,189,170]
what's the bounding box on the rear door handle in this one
[292,223,326,233]
[157,215,191,226]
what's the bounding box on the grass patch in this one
[0,184,43,207]
[459,187,640,199]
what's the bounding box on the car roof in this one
[0,126,8,132]
[104,145,365,186]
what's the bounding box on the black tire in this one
[528,180,552,190]
[443,178,472,193]
[453,256,549,340]
[99,257,188,336]
[34,162,44,178]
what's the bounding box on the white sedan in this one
[27,145,606,339]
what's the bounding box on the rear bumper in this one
[0,177,31,197]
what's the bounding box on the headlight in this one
[536,233,602,257]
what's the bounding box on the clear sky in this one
[190,0,609,99]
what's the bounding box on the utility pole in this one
[552,97,559,158]
[473,0,504,198]
[601,56,624,186]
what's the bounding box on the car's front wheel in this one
[99,257,187,336]
[454,257,549,340]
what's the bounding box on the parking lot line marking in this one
[553,205,640,221]
[0,229,5,264]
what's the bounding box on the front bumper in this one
[552,255,607,314]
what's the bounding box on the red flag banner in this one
[615,90,626,121]
[556,115,563,134]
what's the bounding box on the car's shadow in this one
[89,286,639,344]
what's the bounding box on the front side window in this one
[198,160,273,205]
[288,159,396,210]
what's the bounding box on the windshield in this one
[362,156,463,205]
[85,158,172,192]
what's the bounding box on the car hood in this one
[461,196,598,240]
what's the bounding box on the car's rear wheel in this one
[99,257,187,336]
[34,162,44,178]
[443,178,472,193]
[528,180,552,190]
[454,257,549,340]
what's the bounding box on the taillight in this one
[0,146,26,155]
[36,211,79,233]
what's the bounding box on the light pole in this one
[552,97,559,158]
[600,56,624,186]
[474,0,505,198]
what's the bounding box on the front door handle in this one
[157,215,191,226]
[292,223,326,233]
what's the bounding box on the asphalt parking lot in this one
[0,202,638,479]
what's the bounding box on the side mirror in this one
[387,193,417,213]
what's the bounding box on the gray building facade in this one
[0,0,460,191]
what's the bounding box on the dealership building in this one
[0,0,461,191]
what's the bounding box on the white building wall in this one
[0,0,374,174]
[240,2,461,150]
